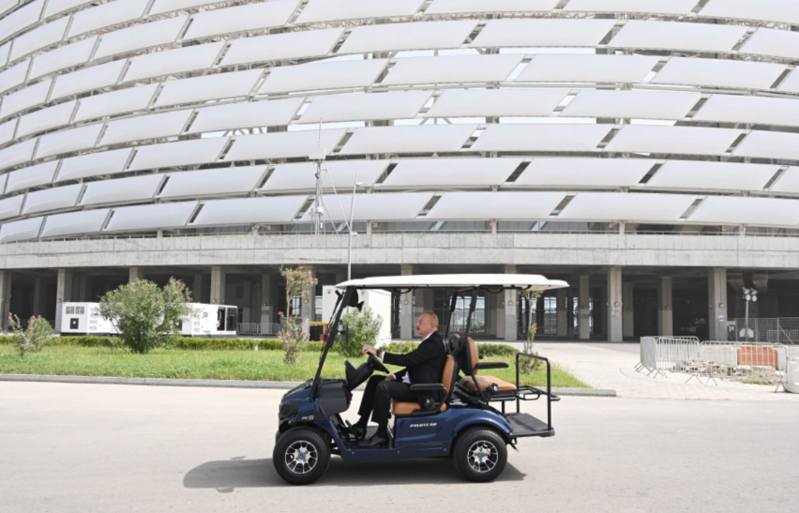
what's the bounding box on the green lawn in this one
[0,345,589,388]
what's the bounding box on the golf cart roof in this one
[336,274,569,290]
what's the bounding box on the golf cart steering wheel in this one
[368,352,390,374]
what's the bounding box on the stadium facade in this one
[2,0,799,342]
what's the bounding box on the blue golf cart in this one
[273,274,568,484]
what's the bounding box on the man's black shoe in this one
[350,425,367,440]
[358,434,388,448]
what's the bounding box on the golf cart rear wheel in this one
[453,428,507,482]
[273,428,330,485]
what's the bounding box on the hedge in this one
[383,340,518,358]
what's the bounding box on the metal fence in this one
[237,323,280,336]
[726,318,799,344]
[638,336,788,388]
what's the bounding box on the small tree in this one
[8,314,53,358]
[337,307,383,358]
[99,278,192,354]
[279,266,317,365]
[520,289,543,374]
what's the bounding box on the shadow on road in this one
[184,457,525,491]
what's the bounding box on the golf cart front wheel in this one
[273,428,330,485]
[453,428,508,482]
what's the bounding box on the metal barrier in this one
[237,323,280,336]
[637,336,700,378]
[727,318,799,344]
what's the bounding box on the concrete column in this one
[0,270,11,331]
[556,288,568,337]
[399,264,414,340]
[504,264,518,342]
[210,266,225,305]
[300,266,317,334]
[622,282,634,338]
[708,268,728,341]
[607,267,623,342]
[54,269,73,334]
[260,273,273,326]
[128,267,143,283]
[32,277,44,317]
[192,274,204,303]
[658,276,673,336]
[578,275,590,340]
[76,275,88,302]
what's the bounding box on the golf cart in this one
[273,274,568,485]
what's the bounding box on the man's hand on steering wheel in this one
[361,344,377,356]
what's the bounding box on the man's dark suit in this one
[358,331,448,429]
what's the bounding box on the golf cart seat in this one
[393,355,454,416]
[457,337,518,393]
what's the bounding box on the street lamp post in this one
[742,287,758,342]
[347,178,365,281]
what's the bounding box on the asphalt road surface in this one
[1,381,796,513]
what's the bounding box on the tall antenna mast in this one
[309,118,325,236]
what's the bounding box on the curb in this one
[0,374,616,397]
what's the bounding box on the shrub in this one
[279,266,318,365]
[520,290,543,374]
[383,341,418,354]
[382,340,518,358]
[337,307,383,358]
[8,314,54,357]
[98,278,193,354]
[3,335,327,352]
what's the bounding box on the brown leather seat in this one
[458,336,517,393]
[392,355,454,416]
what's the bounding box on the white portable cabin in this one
[322,286,393,347]
[60,302,239,337]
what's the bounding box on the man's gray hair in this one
[420,311,439,328]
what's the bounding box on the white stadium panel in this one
[74,84,158,122]
[0,139,36,172]
[340,125,476,155]
[700,0,799,26]
[610,21,747,53]
[565,0,698,15]
[0,171,5,192]
[296,0,423,24]
[80,174,163,206]
[740,29,799,61]
[67,0,149,38]
[124,42,224,82]
[0,194,23,220]
[0,0,13,16]
[40,209,110,238]
[379,158,521,188]
[515,54,659,84]
[0,118,15,144]
[0,40,8,66]
[22,183,82,214]
[221,28,344,67]
[510,158,653,188]
[426,0,558,14]
[36,124,103,159]
[0,217,43,243]
[646,161,778,192]
[299,91,431,124]
[689,196,799,227]
[6,161,58,192]
[734,131,799,161]
[56,148,132,181]
[16,100,76,138]
[9,15,68,61]
[155,69,263,107]
[0,60,29,94]
[0,79,51,118]
[778,70,799,94]
[426,192,565,221]
[150,0,218,15]
[652,58,786,91]
[192,196,308,226]
[260,59,388,94]
[770,168,799,195]
[95,16,186,60]
[101,110,192,146]
[263,161,387,192]
[340,21,477,54]
[470,19,616,48]
[188,98,303,134]
[381,55,523,86]
[606,126,742,156]
[471,125,612,153]
[0,0,43,42]
[561,90,700,120]
[694,95,799,127]
[425,89,569,118]
[44,0,90,17]
[105,201,198,232]
[29,37,97,80]
[184,0,301,40]
[224,129,346,161]
[160,166,266,198]
[299,193,434,222]
[128,137,229,171]
[559,193,700,223]
[50,60,126,100]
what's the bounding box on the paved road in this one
[1,382,796,513]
